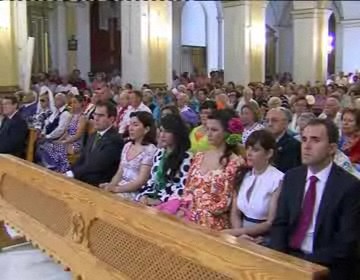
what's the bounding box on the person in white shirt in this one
[289,96,309,133]
[40,93,72,141]
[118,90,151,135]
[319,96,342,129]
[224,130,283,244]
[55,76,73,93]
[270,118,360,280]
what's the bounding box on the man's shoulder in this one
[284,165,306,177]
[331,164,360,188]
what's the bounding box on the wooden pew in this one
[25,128,37,162]
[0,155,328,280]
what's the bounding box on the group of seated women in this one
[93,106,283,245]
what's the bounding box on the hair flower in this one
[225,117,243,145]
[228,117,243,134]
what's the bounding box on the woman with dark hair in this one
[224,130,283,243]
[160,104,180,118]
[240,103,264,143]
[100,111,157,200]
[136,114,192,205]
[177,109,244,231]
[190,100,217,153]
[38,95,86,173]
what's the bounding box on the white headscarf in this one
[36,85,56,114]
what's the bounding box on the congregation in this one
[1,68,360,279]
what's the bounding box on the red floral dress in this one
[183,152,241,231]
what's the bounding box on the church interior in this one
[1,1,360,279]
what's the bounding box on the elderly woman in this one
[236,87,255,112]
[240,103,264,144]
[339,108,360,170]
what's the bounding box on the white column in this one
[56,2,68,76]
[217,15,224,70]
[121,1,149,88]
[340,19,360,73]
[172,2,182,76]
[223,1,250,85]
[223,0,266,85]
[13,1,28,90]
[121,1,172,88]
[292,8,331,83]
[76,2,91,82]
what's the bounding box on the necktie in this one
[91,133,101,151]
[289,175,318,250]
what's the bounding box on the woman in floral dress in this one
[100,111,157,200]
[179,109,244,231]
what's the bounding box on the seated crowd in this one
[1,68,360,279]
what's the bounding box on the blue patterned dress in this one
[38,114,82,173]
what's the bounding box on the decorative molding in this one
[291,8,332,20]
[71,213,85,244]
[341,19,360,28]
[0,86,19,96]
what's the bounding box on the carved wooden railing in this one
[0,155,328,280]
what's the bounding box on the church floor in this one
[0,243,71,280]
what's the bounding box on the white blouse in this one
[237,165,283,220]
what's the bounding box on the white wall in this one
[181,1,206,47]
[341,21,360,73]
[177,0,222,74]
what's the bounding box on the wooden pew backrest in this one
[25,128,37,162]
[0,155,328,280]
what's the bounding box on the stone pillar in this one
[339,19,360,73]
[66,3,77,74]
[223,0,267,85]
[292,4,331,83]
[121,1,172,88]
[54,2,68,75]
[76,2,91,81]
[0,1,20,93]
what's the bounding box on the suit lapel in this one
[91,128,114,152]
[314,164,338,236]
[291,166,308,224]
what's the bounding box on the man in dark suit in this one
[265,107,301,172]
[66,101,123,186]
[0,96,28,158]
[270,119,360,280]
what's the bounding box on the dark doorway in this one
[90,2,121,75]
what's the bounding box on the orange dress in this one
[183,152,240,231]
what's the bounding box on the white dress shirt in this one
[301,162,333,253]
[43,105,72,139]
[118,102,151,134]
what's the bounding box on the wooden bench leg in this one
[0,221,26,250]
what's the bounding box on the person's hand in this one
[105,185,120,193]
[146,198,161,206]
[139,196,148,205]
[99,183,109,188]
[237,234,255,242]
[221,228,245,237]
[176,209,186,219]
